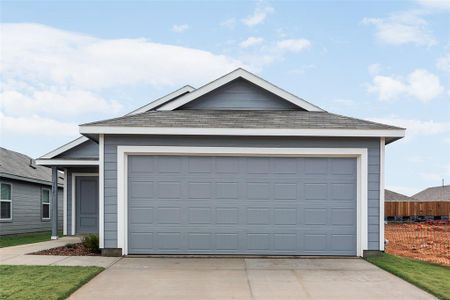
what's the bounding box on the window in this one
[41,189,50,220]
[0,183,12,221]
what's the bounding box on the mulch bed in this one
[385,221,450,266]
[30,243,100,256]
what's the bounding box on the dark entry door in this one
[76,176,99,234]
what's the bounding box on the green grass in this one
[367,253,450,300]
[0,231,62,248]
[0,265,103,300]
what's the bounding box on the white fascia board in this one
[157,68,324,112]
[36,159,99,166]
[79,126,406,138]
[40,136,89,159]
[126,85,195,115]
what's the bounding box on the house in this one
[36,68,405,256]
[413,185,450,202]
[0,147,63,235]
[385,187,450,219]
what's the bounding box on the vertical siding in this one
[180,78,302,110]
[0,178,63,235]
[103,135,381,250]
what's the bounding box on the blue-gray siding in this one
[56,139,99,159]
[179,78,301,110]
[104,135,381,250]
[0,178,63,235]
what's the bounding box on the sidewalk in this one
[0,237,120,268]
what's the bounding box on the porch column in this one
[51,166,59,240]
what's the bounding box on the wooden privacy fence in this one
[385,201,450,218]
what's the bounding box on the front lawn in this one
[0,231,61,248]
[0,265,103,300]
[367,253,450,300]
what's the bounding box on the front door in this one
[76,176,99,234]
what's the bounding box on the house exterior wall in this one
[66,167,98,235]
[56,140,99,159]
[179,78,301,110]
[0,178,63,235]
[103,135,381,250]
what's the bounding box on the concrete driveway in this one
[70,258,435,300]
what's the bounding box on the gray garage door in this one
[128,156,357,255]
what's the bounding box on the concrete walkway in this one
[70,258,436,300]
[0,237,120,268]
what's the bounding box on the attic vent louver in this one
[29,159,37,169]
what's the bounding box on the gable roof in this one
[413,185,450,201]
[1,147,63,186]
[80,110,405,142]
[385,189,415,202]
[157,68,325,112]
[126,85,195,115]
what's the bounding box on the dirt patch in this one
[30,243,100,256]
[385,222,450,266]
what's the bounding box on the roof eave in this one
[79,125,406,139]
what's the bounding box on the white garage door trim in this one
[117,146,368,256]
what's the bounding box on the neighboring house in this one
[0,147,63,235]
[413,185,450,202]
[36,68,405,257]
[385,187,450,219]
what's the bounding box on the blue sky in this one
[1,0,449,195]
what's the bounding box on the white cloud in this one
[417,0,450,10]
[0,113,77,137]
[239,37,264,48]
[242,4,274,27]
[362,12,436,46]
[368,69,443,102]
[276,39,311,52]
[1,89,122,117]
[436,53,450,73]
[1,23,242,90]
[221,18,236,29]
[172,24,189,33]
[369,117,450,139]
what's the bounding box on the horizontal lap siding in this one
[104,135,380,250]
[0,178,63,235]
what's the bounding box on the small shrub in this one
[82,234,100,253]
[65,243,76,249]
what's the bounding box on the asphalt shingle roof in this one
[413,185,450,201]
[385,189,415,202]
[82,110,403,130]
[0,147,63,185]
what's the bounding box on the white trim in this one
[63,169,67,235]
[157,68,324,111]
[99,134,105,248]
[379,138,385,251]
[126,85,195,115]
[116,146,369,256]
[36,159,99,166]
[71,173,99,235]
[0,182,13,222]
[41,188,51,221]
[80,126,406,138]
[40,136,89,159]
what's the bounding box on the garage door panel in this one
[128,156,356,255]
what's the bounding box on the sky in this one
[1,0,449,196]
